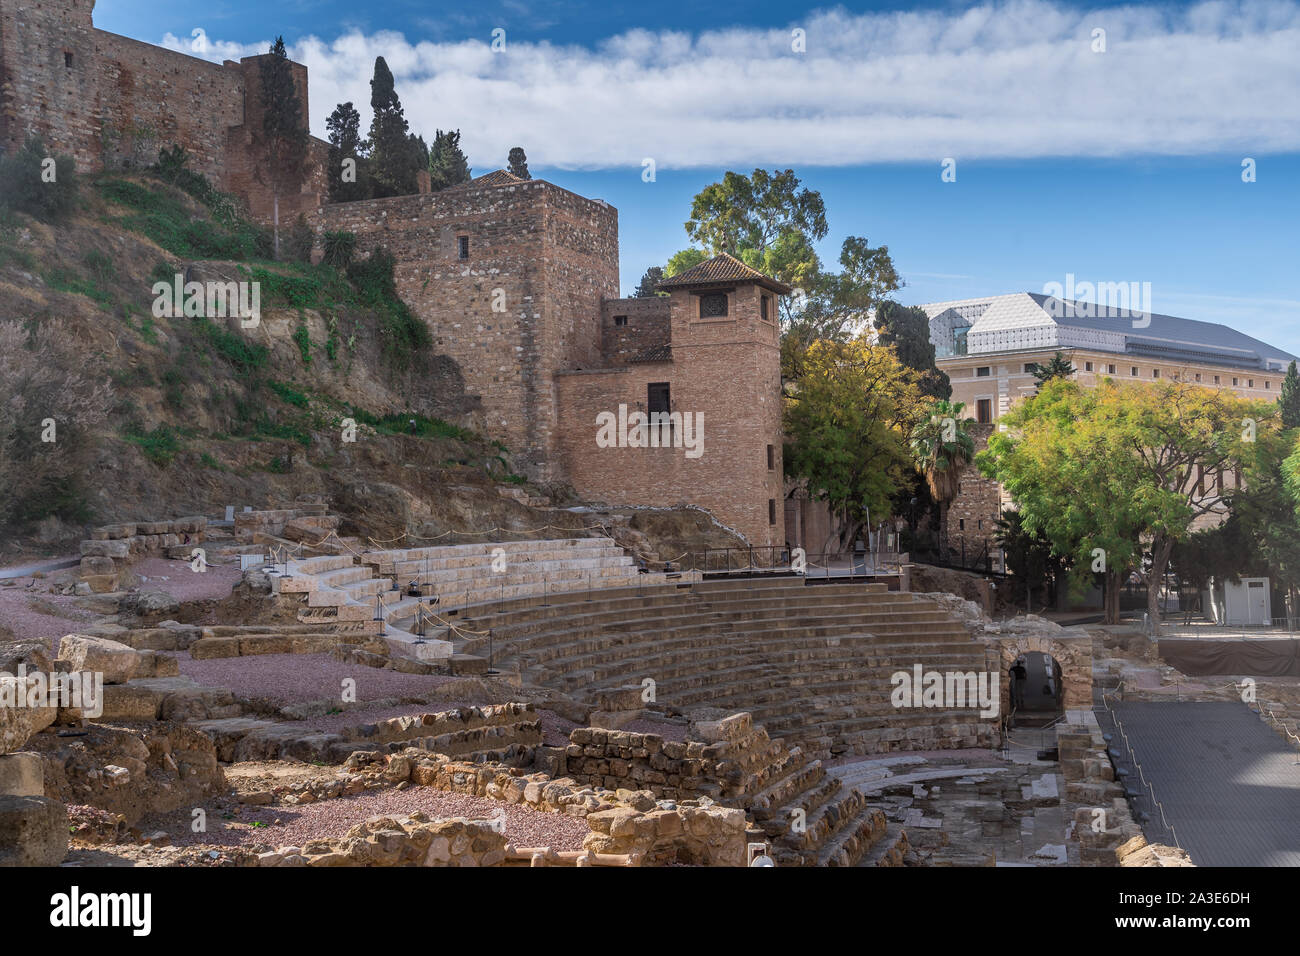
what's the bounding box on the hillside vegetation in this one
[0,159,543,557]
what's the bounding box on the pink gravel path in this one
[129,557,242,602]
[0,585,98,642]
[153,788,591,851]
[175,652,450,706]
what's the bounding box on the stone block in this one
[0,795,67,866]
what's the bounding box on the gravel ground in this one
[150,787,591,851]
[175,652,451,706]
[0,583,98,641]
[130,557,242,602]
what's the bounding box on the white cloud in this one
[160,0,1300,170]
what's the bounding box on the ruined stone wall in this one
[555,283,785,547]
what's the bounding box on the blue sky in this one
[97,0,1300,353]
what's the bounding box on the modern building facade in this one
[920,292,1299,553]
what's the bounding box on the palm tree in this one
[909,399,976,555]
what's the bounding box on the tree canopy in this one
[783,338,927,551]
[980,377,1272,627]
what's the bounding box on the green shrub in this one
[123,423,182,466]
[268,380,309,407]
[293,323,312,366]
[195,317,268,375]
[0,137,79,222]
[44,267,114,309]
[322,231,357,269]
[284,214,314,264]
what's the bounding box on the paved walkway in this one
[1110,701,1300,866]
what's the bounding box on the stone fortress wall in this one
[0,0,326,224]
[1,0,784,547]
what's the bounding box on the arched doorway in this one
[1007,651,1064,726]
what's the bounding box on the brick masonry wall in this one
[599,296,671,364]
[312,180,617,482]
[555,283,786,548]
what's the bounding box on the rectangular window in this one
[647,382,670,415]
[975,366,991,377]
[767,444,775,470]
[1152,368,1160,378]
[768,499,776,525]
[1194,373,1201,382]
[64,51,74,68]
[1214,375,1221,384]
[1248,379,1255,388]
[1108,364,1116,375]
[1023,363,1035,373]
[976,398,992,423]
[613,315,628,326]
[457,236,469,259]
[1085,361,1094,372]
[699,293,728,318]
[1131,367,1139,376]
[1266,381,1271,389]
[1233,378,1239,386]
[760,296,769,321]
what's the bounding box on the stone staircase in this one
[696,713,907,867]
[276,538,689,662]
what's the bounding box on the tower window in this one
[64,51,74,68]
[760,295,770,321]
[769,499,776,525]
[613,315,628,327]
[699,293,728,318]
[457,236,469,259]
[767,444,775,470]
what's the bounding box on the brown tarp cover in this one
[1158,639,1300,677]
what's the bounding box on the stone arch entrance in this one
[1008,650,1064,721]
[996,633,1092,723]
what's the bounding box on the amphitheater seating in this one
[457,577,997,758]
[277,538,687,660]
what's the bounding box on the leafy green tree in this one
[1279,360,1300,429]
[663,248,707,277]
[633,266,665,298]
[685,168,827,290]
[982,377,1271,628]
[428,129,471,191]
[0,136,79,222]
[325,101,369,202]
[995,509,1072,611]
[784,338,927,551]
[875,300,951,399]
[507,146,531,179]
[254,37,310,258]
[909,399,976,549]
[1028,351,1075,387]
